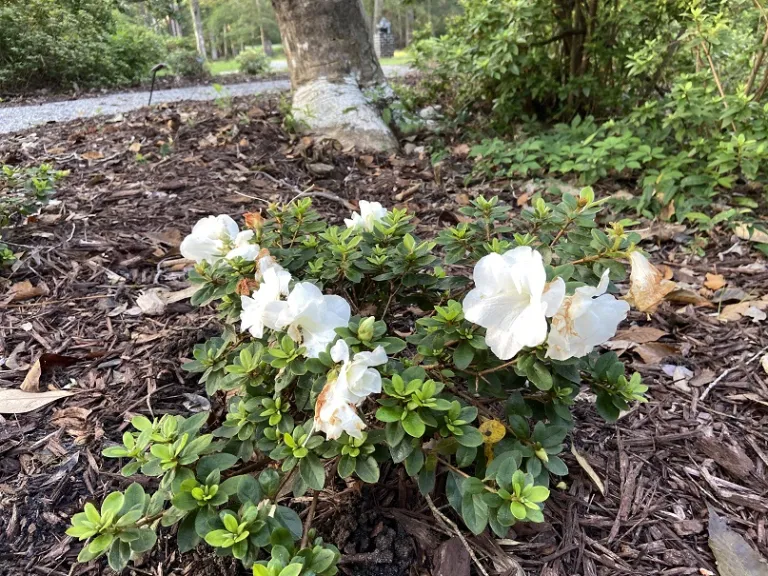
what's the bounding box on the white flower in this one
[181,215,239,264]
[265,282,351,358]
[240,267,292,338]
[256,254,291,294]
[314,386,366,440]
[314,340,386,440]
[329,339,388,403]
[546,270,630,361]
[225,230,260,261]
[626,251,676,312]
[462,247,565,361]
[344,200,388,232]
[180,214,259,264]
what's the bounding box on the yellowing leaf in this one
[479,419,506,444]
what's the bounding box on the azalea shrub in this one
[1,163,68,267]
[69,190,668,571]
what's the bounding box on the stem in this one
[477,359,518,375]
[300,490,320,548]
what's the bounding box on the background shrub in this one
[167,50,209,80]
[0,0,165,91]
[236,48,271,76]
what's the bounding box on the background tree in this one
[188,0,207,58]
[271,0,398,151]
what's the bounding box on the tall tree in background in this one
[188,0,207,58]
[271,0,397,151]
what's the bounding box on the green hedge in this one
[0,0,166,91]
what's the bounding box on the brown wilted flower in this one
[235,277,260,296]
[243,211,264,231]
[626,251,676,312]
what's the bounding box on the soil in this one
[1,94,768,576]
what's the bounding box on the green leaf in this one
[510,501,527,520]
[338,454,356,478]
[310,548,337,573]
[376,405,403,423]
[404,448,424,477]
[197,453,239,479]
[275,506,303,539]
[544,455,568,476]
[89,533,115,554]
[278,564,303,576]
[101,492,125,520]
[461,493,489,535]
[355,456,380,484]
[456,426,483,447]
[385,421,405,446]
[299,453,326,490]
[390,438,414,463]
[528,362,553,391]
[453,341,475,370]
[178,512,201,553]
[107,539,132,572]
[237,475,262,504]
[401,411,425,437]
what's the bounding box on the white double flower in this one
[462,246,629,361]
[314,340,388,439]
[181,215,259,264]
[344,200,388,232]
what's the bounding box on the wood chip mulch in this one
[1,95,767,576]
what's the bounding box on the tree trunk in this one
[255,0,274,56]
[405,8,414,45]
[210,29,219,60]
[372,0,383,42]
[188,0,207,60]
[271,0,397,152]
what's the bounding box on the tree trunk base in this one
[292,76,398,152]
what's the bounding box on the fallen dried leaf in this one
[708,505,768,576]
[734,224,768,244]
[128,142,141,153]
[6,280,49,302]
[452,143,471,157]
[614,326,667,344]
[634,342,679,364]
[636,222,687,241]
[762,354,768,376]
[728,393,768,408]
[571,445,605,496]
[20,353,79,392]
[719,300,768,322]
[744,306,767,323]
[81,150,104,161]
[20,359,42,392]
[0,389,75,414]
[666,289,714,308]
[704,273,727,291]
[135,290,166,315]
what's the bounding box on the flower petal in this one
[330,339,350,363]
[542,277,566,317]
[627,252,676,312]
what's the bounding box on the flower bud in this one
[535,447,549,463]
[358,316,376,342]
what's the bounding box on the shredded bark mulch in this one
[1,95,767,576]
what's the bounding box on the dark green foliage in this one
[0,1,165,91]
[167,49,209,80]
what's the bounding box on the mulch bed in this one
[1,95,767,576]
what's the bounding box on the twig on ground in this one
[291,189,356,211]
[424,494,491,576]
[700,343,768,401]
[300,490,320,548]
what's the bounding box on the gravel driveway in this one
[0,65,409,135]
